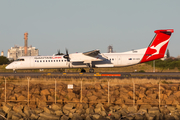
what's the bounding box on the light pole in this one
[153,60,155,72]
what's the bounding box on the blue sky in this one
[0,1,180,57]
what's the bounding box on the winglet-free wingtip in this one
[154,29,174,34]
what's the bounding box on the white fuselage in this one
[6,48,147,70]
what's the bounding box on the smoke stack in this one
[24,32,28,56]
[108,45,113,53]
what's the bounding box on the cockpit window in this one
[16,59,25,61]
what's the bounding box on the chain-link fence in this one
[0,77,180,109]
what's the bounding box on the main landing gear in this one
[81,62,94,73]
[88,62,94,73]
[89,69,94,73]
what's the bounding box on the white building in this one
[161,55,167,61]
[1,51,4,56]
[7,45,39,60]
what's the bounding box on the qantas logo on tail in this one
[140,29,174,63]
[147,38,169,59]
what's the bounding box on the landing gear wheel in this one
[89,69,94,73]
[81,68,86,73]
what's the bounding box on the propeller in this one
[63,48,70,61]
[55,50,61,55]
[55,49,64,56]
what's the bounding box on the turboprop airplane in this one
[6,29,174,73]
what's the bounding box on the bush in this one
[139,70,145,73]
[145,59,180,71]
[0,56,9,65]
[161,80,169,84]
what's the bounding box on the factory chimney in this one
[108,45,113,53]
[24,32,28,56]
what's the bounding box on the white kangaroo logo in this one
[147,39,169,59]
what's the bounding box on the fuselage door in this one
[117,56,121,66]
[30,57,34,68]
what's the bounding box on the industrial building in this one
[108,45,114,53]
[7,32,39,60]
[7,45,39,60]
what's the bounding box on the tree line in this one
[146,58,180,72]
[0,56,10,65]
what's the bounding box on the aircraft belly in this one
[95,64,114,67]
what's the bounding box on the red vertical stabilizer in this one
[140,29,174,63]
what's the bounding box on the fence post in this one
[4,77,6,103]
[159,80,161,108]
[55,78,57,104]
[81,80,82,103]
[108,81,109,105]
[133,79,135,106]
[27,77,30,107]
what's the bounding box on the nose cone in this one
[6,64,12,69]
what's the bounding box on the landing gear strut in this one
[86,62,94,73]
[13,69,16,73]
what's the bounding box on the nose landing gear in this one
[13,69,17,73]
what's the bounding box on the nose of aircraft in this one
[6,64,12,69]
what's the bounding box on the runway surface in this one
[0,72,180,79]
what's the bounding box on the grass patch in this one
[161,80,173,84]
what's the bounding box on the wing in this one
[83,49,100,57]
[69,49,107,64]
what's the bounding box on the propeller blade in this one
[63,48,70,61]
[58,50,60,55]
[55,49,61,56]
[66,48,69,55]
